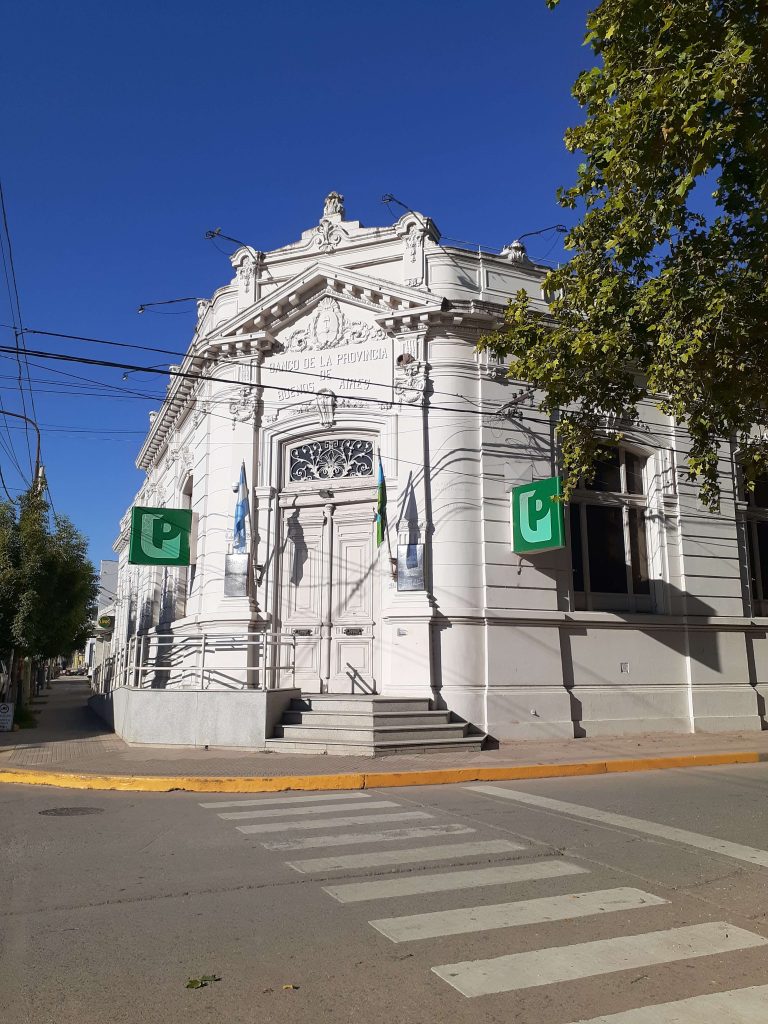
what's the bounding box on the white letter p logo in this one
[139,513,181,560]
[518,489,553,545]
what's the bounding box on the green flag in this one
[376,454,387,547]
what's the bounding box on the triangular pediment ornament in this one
[282,296,386,353]
[206,263,445,350]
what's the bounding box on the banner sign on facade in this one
[97,614,115,630]
[397,543,425,591]
[0,702,14,731]
[128,507,193,566]
[511,476,565,554]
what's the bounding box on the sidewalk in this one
[2,678,768,792]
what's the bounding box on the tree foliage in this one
[479,0,767,507]
[0,488,97,659]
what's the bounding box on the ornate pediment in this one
[205,263,446,352]
[280,296,387,353]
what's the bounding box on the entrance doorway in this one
[277,488,379,692]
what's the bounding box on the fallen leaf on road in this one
[282,984,300,990]
[186,974,221,989]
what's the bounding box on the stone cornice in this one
[132,264,449,473]
[202,262,445,351]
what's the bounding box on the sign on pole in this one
[0,702,14,731]
[128,507,193,566]
[511,476,565,554]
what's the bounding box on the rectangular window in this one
[625,452,645,495]
[629,508,651,594]
[754,477,768,509]
[591,449,622,492]
[586,505,628,593]
[570,504,584,592]
[757,522,768,600]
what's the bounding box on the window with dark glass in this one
[744,473,768,614]
[569,446,652,611]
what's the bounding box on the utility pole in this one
[0,406,41,485]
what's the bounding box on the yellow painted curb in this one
[0,749,765,793]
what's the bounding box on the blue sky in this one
[0,0,592,567]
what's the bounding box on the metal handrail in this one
[115,631,296,691]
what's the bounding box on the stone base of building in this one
[89,686,299,748]
[478,683,767,741]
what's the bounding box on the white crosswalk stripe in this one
[467,785,768,870]
[286,839,524,874]
[322,859,588,903]
[199,792,372,809]
[218,799,399,820]
[431,922,768,997]
[263,823,476,852]
[370,887,665,943]
[565,984,768,1023]
[236,810,432,834]
[197,787,768,1017]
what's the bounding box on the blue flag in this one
[233,462,250,551]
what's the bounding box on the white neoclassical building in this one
[97,193,768,751]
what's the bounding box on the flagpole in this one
[377,448,396,577]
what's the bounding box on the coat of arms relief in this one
[281,296,386,352]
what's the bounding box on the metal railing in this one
[106,632,296,692]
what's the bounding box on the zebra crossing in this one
[197,785,768,1019]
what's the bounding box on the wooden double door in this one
[278,490,379,692]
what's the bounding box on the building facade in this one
[109,193,768,741]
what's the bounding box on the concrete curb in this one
[1,750,765,793]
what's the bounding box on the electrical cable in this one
[0,345,752,525]
[0,177,38,476]
[3,323,489,410]
[0,337,754,478]
[0,456,13,500]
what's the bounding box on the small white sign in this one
[0,702,14,731]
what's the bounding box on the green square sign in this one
[128,507,192,566]
[511,476,565,554]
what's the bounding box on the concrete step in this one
[282,711,453,728]
[290,696,432,714]
[276,723,469,743]
[264,736,486,756]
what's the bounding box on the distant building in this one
[86,559,118,688]
[104,194,768,745]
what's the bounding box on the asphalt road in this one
[4,765,768,1023]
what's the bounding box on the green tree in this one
[1,487,97,662]
[480,0,766,507]
[0,500,19,655]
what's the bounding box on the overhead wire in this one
[0,179,38,477]
[4,323,488,411]
[0,331,752,465]
[1,329,758,455]
[0,339,752,526]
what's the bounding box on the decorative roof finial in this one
[323,191,345,220]
[501,239,528,263]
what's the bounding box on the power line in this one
[0,343,503,419]
[0,458,13,500]
[1,323,486,408]
[0,330,754,457]
[0,177,38,477]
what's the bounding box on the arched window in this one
[288,438,374,482]
[744,474,768,615]
[569,446,652,612]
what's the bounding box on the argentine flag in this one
[233,462,250,551]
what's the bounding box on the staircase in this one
[265,694,486,756]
